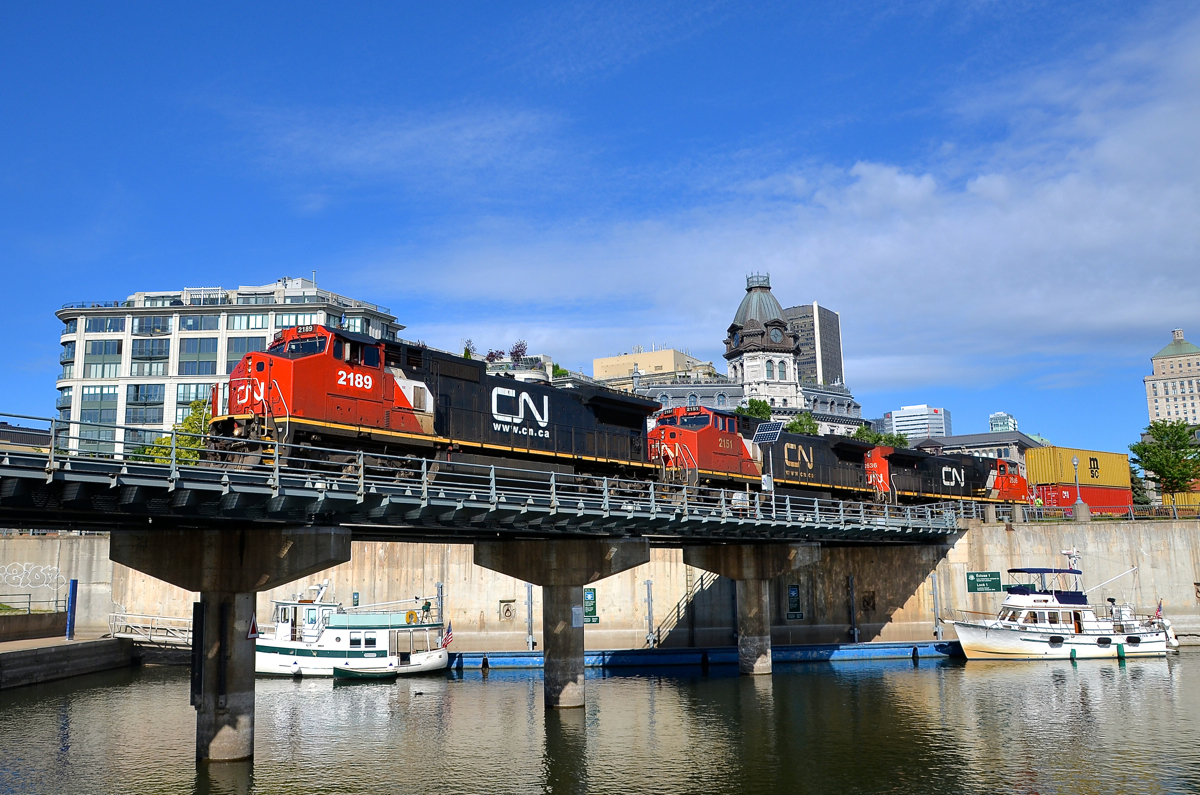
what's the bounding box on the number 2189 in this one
[337,370,373,390]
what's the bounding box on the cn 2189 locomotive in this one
[209,324,660,476]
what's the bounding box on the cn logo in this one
[941,467,964,486]
[491,387,550,428]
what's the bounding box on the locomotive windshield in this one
[677,414,710,429]
[268,336,328,358]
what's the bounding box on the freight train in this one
[208,324,1027,504]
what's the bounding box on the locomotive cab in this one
[209,324,437,456]
[649,406,759,483]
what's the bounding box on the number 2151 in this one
[337,370,373,390]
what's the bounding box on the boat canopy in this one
[1008,568,1082,575]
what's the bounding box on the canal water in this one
[2,651,1198,795]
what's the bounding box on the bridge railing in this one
[107,611,193,646]
[1,411,966,536]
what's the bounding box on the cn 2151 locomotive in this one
[210,324,1027,504]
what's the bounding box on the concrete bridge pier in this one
[474,537,650,708]
[684,543,820,675]
[110,525,352,762]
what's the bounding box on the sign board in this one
[571,606,584,628]
[352,591,360,607]
[752,421,785,445]
[786,584,804,621]
[246,613,260,639]
[966,571,1003,593]
[761,473,774,492]
[583,588,599,624]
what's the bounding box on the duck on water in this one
[950,551,1179,661]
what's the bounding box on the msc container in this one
[1164,491,1200,506]
[1024,446,1130,490]
[1035,483,1133,512]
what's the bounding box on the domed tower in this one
[725,274,801,410]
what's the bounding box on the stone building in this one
[1144,329,1199,424]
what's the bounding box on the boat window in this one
[321,609,333,625]
[1023,611,1038,624]
[1037,611,1047,623]
[350,632,362,648]
[365,632,377,648]
[1047,612,1059,624]
[306,608,316,624]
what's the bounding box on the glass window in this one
[1023,611,1038,624]
[180,338,218,355]
[178,361,218,376]
[275,312,318,328]
[228,314,268,330]
[778,361,787,380]
[83,363,121,379]
[766,361,774,379]
[236,293,275,305]
[344,317,366,333]
[1047,612,1059,624]
[84,317,125,333]
[85,340,122,356]
[658,393,670,405]
[63,319,78,334]
[177,383,213,404]
[125,406,164,425]
[130,362,167,377]
[363,347,380,368]
[365,632,377,648]
[179,315,220,331]
[349,632,362,648]
[687,393,698,407]
[127,384,165,403]
[130,338,170,358]
[132,316,172,334]
[716,393,727,408]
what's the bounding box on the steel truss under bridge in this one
[0,412,963,543]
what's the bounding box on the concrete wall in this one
[0,638,133,690]
[0,535,113,633]
[0,611,67,642]
[3,518,1199,650]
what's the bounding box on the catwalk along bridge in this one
[0,414,961,543]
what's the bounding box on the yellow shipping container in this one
[1024,446,1130,490]
[1165,491,1200,506]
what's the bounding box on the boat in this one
[950,552,1179,661]
[332,666,400,682]
[255,580,450,677]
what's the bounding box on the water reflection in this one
[0,653,1196,794]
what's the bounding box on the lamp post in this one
[1072,455,1084,505]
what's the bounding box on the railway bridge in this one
[0,414,965,761]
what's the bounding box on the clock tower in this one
[725,274,802,410]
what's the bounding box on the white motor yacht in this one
[950,553,1179,661]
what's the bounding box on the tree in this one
[552,364,569,378]
[1129,419,1200,497]
[485,349,505,363]
[462,339,477,360]
[128,400,212,464]
[784,412,819,435]
[1129,463,1152,505]
[735,399,772,420]
[508,339,528,360]
[851,424,909,448]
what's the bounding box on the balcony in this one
[55,395,73,409]
[59,350,75,364]
[61,300,135,309]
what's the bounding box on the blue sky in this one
[3,2,1199,453]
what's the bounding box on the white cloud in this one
[333,15,1200,393]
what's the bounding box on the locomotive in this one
[208,324,659,476]
[209,324,1027,504]
[649,405,1029,503]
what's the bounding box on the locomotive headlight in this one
[233,424,243,437]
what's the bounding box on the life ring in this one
[405,610,418,625]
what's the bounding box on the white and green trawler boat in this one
[256,581,449,677]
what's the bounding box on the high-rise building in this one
[883,404,952,439]
[782,302,844,386]
[54,277,401,454]
[989,411,1018,432]
[1144,329,1199,423]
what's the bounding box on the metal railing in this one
[0,593,67,613]
[955,501,1200,523]
[108,612,193,646]
[0,410,978,538]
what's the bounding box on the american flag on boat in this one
[1156,600,1163,618]
[441,621,453,648]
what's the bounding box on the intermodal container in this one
[1024,446,1130,490]
[1165,491,1200,506]
[1035,483,1133,513]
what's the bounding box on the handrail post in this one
[682,485,688,516]
[421,458,428,503]
[839,500,845,529]
[550,471,558,508]
[786,494,791,523]
[46,421,56,480]
[357,451,365,501]
[169,428,178,483]
[720,489,727,519]
[489,466,497,505]
[649,481,655,515]
[602,477,610,513]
